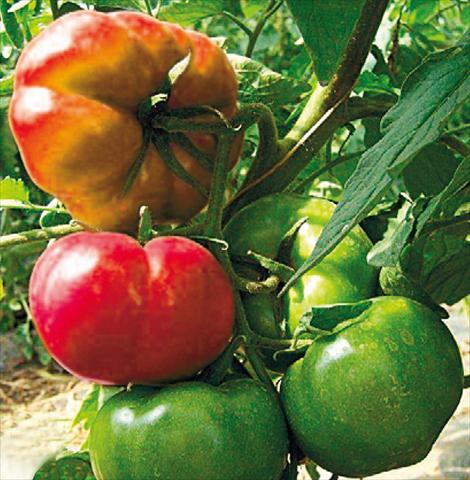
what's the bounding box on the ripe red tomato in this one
[29,233,235,384]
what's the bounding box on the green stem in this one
[143,0,152,15]
[0,200,69,214]
[440,134,470,157]
[222,11,253,36]
[152,133,209,198]
[200,335,244,385]
[153,116,232,135]
[240,104,280,186]
[464,375,470,389]
[0,224,83,251]
[251,335,312,351]
[206,231,276,393]
[154,223,204,238]
[205,134,232,237]
[121,128,151,196]
[245,0,283,57]
[49,0,58,19]
[170,133,214,172]
[224,96,393,219]
[444,124,470,136]
[154,0,162,17]
[281,0,389,150]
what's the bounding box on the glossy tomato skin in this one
[224,194,377,337]
[89,379,288,480]
[9,11,240,232]
[29,233,234,384]
[281,296,464,478]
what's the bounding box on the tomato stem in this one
[0,224,82,251]
[170,133,214,172]
[152,133,209,198]
[205,134,232,237]
[49,0,58,19]
[200,335,244,386]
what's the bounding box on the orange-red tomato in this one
[9,11,240,232]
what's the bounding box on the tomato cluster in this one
[10,11,464,480]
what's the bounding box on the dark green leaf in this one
[354,71,396,96]
[283,37,470,294]
[298,300,373,334]
[93,0,141,12]
[159,0,225,26]
[57,1,82,16]
[0,0,25,48]
[247,250,294,283]
[402,143,461,198]
[415,157,470,235]
[286,0,367,84]
[401,224,470,305]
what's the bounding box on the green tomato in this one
[281,296,464,478]
[89,379,288,480]
[224,194,377,336]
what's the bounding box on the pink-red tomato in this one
[29,233,235,384]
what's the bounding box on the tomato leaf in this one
[0,0,25,48]
[228,54,311,111]
[286,0,367,85]
[0,177,30,202]
[159,0,225,26]
[240,0,269,18]
[72,384,124,431]
[282,35,470,295]
[297,300,373,336]
[247,250,294,283]
[367,200,426,268]
[415,157,470,235]
[93,0,142,12]
[401,223,470,305]
[402,143,461,198]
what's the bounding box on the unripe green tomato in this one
[281,296,464,478]
[224,194,377,337]
[89,379,288,480]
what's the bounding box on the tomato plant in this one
[29,232,235,384]
[0,1,468,480]
[89,379,288,480]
